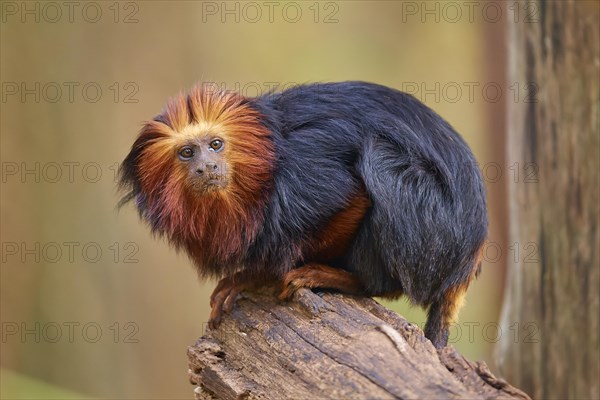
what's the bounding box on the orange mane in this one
[120,84,275,276]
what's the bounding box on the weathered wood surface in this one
[498,1,599,399]
[188,289,530,399]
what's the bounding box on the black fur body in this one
[246,82,487,299]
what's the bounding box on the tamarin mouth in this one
[191,176,227,192]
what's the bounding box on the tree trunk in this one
[188,289,530,399]
[497,1,600,399]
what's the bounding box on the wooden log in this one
[188,289,530,399]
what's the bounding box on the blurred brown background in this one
[1,1,510,398]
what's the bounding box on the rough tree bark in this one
[188,289,530,399]
[497,1,599,399]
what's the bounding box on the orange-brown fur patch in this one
[441,284,468,325]
[133,84,274,273]
[441,243,484,325]
[279,263,364,299]
[308,189,371,262]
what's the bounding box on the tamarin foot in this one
[208,275,243,329]
[278,263,364,300]
[208,272,269,329]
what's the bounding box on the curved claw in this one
[210,276,233,308]
[208,284,234,329]
[208,272,259,329]
[278,272,305,300]
[223,286,243,313]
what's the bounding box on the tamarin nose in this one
[206,163,218,172]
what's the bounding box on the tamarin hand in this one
[119,81,488,349]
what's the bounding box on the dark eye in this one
[209,139,224,152]
[178,146,194,160]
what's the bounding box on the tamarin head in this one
[118,84,274,273]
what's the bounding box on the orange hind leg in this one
[278,263,364,299]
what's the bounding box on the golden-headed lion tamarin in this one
[119,81,487,348]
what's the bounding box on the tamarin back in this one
[119,81,488,349]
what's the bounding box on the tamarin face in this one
[174,127,229,193]
[119,84,275,266]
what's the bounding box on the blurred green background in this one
[1,1,509,398]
